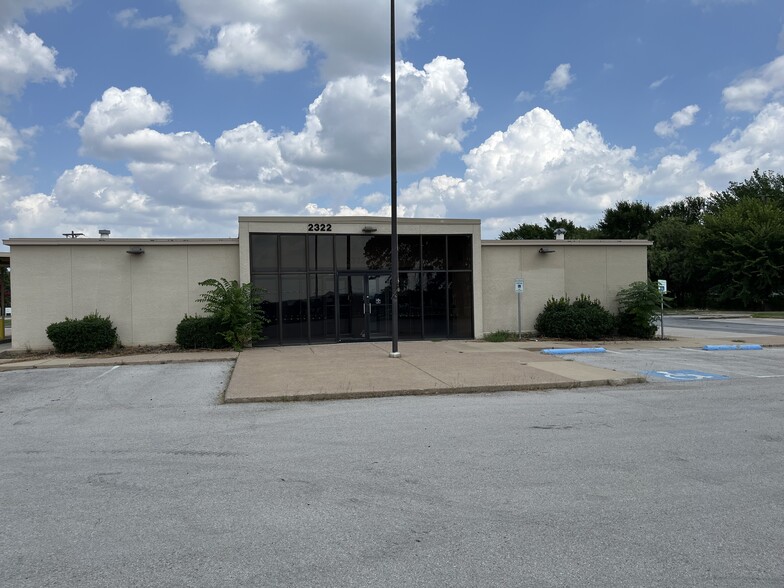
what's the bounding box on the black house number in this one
[307,223,332,232]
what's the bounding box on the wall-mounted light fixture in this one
[99,229,111,239]
[126,247,145,255]
[362,226,378,233]
[539,247,556,254]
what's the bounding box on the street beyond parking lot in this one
[2,350,783,587]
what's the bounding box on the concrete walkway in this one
[2,329,783,403]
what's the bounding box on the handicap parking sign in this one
[644,370,729,381]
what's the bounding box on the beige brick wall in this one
[480,241,649,334]
[7,241,239,350]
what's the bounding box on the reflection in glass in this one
[281,274,308,342]
[308,235,334,271]
[448,235,472,270]
[423,272,448,337]
[309,274,335,339]
[422,235,446,270]
[398,272,422,338]
[449,272,473,338]
[280,235,307,271]
[250,234,278,272]
[253,274,279,344]
[398,235,420,270]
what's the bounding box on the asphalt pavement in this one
[2,357,783,587]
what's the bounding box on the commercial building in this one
[2,216,649,350]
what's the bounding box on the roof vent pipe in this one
[554,228,566,240]
[99,229,111,239]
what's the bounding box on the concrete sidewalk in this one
[223,340,644,403]
[2,330,783,403]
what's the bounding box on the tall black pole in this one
[389,0,400,358]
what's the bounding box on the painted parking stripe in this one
[703,344,763,351]
[644,370,729,381]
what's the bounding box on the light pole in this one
[389,0,400,358]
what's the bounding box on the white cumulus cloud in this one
[169,0,430,79]
[722,55,784,112]
[0,0,69,25]
[709,102,784,179]
[0,116,24,170]
[79,87,212,163]
[0,24,74,95]
[400,107,645,221]
[280,57,479,176]
[654,104,700,138]
[544,64,574,95]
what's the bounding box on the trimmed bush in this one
[175,315,232,349]
[46,312,118,353]
[534,295,616,340]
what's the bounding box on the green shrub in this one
[46,312,118,353]
[616,281,664,339]
[175,315,232,349]
[197,278,267,351]
[534,295,616,340]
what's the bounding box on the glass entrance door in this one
[338,273,392,341]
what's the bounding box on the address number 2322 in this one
[307,223,332,232]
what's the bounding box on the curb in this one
[223,375,646,403]
[541,347,606,355]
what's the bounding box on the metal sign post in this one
[657,279,667,340]
[515,279,525,339]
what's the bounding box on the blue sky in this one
[1,0,783,246]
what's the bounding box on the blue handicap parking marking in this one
[644,370,730,382]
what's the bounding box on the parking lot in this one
[2,345,783,587]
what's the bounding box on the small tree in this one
[197,278,266,351]
[616,281,663,339]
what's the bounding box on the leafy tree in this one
[197,278,267,350]
[647,218,706,307]
[708,169,784,213]
[696,198,784,309]
[616,281,665,339]
[597,201,660,239]
[657,196,706,225]
[499,217,599,240]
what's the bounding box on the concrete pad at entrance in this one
[224,340,643,403]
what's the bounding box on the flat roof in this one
[238,215,481,225]
[482,239,653,247]
[2,238,239,246]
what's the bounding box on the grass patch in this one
[483,330,519,342]
[751,311,784,319]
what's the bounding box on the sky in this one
[1,0,784,248]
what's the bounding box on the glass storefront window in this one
[309,235,334,271]
[280,235,307,271]
[253,274,279,343]
[423,272,448,337]
[281,274,308,342]
[422,236,446,270]
[398,272,422,338]
[251,234,278,272]
[398,235,420,270]
[449,272,473,338]
[448,235,472,270]
[250,231,472,344]
[309,274,335,339]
